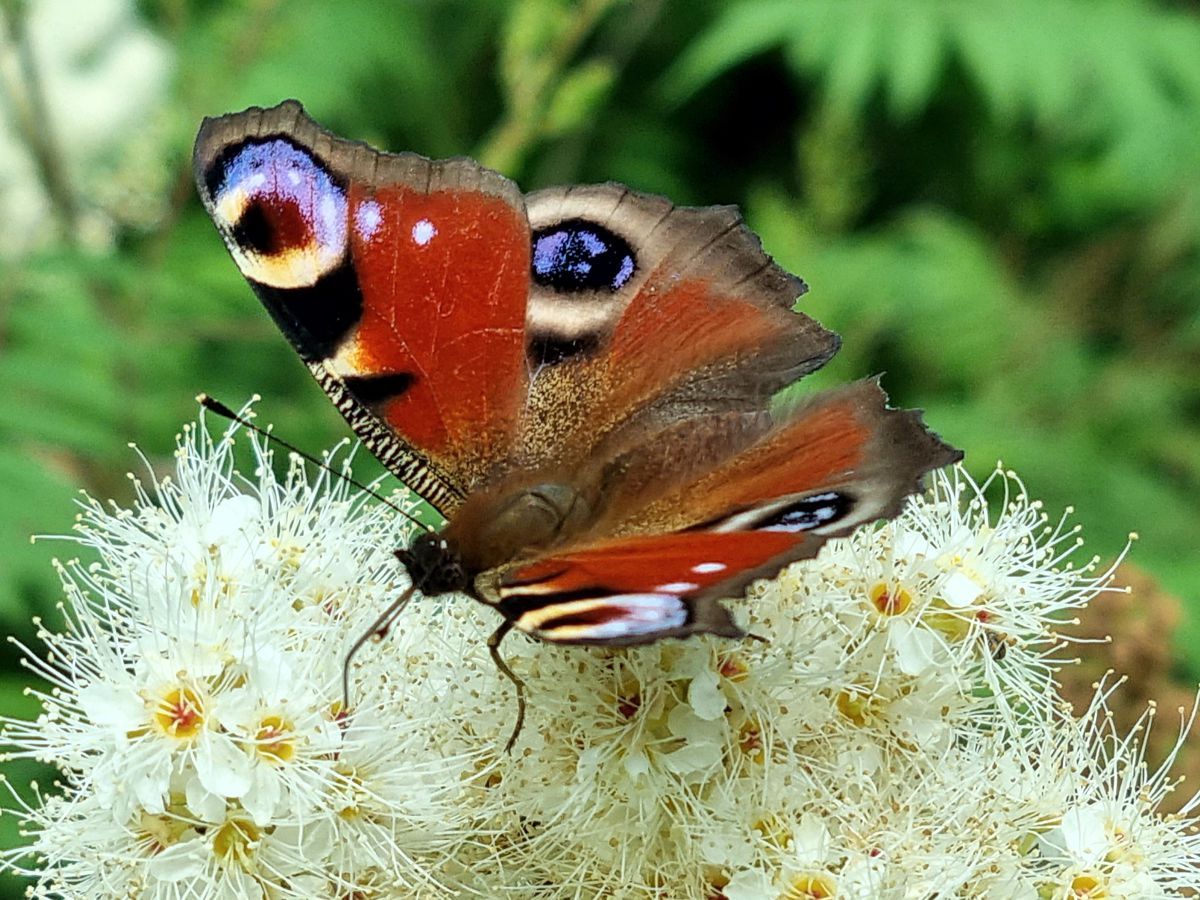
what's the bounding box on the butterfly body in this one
[193,101,961,694]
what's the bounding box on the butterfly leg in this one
[487,620,526,753]
[342,585,417,713]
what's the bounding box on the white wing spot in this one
[655,582,699,594]
[692,562,726,575]
[412,218,437,246]
[355,200,383,239]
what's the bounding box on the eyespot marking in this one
[760,492,853,533]
[531,219,636,293]
[204,137,347,289]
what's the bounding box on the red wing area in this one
[496,530,813,644]
[684,384,871,509]
[346,182,530,481]
[601,282,791,417]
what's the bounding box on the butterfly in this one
[193,100,962,748]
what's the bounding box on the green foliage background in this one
[1,0,1199,889]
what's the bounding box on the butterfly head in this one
[395,531,470,597]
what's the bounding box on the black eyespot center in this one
[342,372,416,406]
[531,218,636,293]
[232,201,277,254]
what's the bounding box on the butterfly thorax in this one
[441,480,596,576]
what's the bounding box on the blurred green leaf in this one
[543,59,616,139]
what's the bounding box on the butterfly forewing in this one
[517,186,840,474]
[193,101,531,514]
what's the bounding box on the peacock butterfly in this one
[193,100,962,748]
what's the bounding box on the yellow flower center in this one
[704,867,731,899]
[835,687,879,726]
[212,813,263,873]
[1067,871,1108,898]
[738,717,764,763]
[152,686,205,740]
[137,809,190,854]
[869,582,911,616]
[781,872,837,899]
[718,654,750,682]
[254,714,296,764]
[752,813,792,849]
[335,763,369,820]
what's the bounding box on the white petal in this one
[622,750,650,779]
[1061,802,1108,862]
[687,668,727,721]
[146,838,207,882]
[890,621,941,675]
[131,753,173,813]
[893,528,936,559]
[241,764,282,825]
[942,570,984,607]
[78,681,145,731]
[661,739,721,773]
[202,495,261,544]
[196,733,253,797]
[185,773,226,823]
[723,868,774,900]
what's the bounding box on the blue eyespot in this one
[531,219,636,293]
[204,138,348,289]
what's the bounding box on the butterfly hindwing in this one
[495,531,814,644]
[494,380,961,644]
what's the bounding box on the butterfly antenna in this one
[197,393,433,533]
[342,584,418,712]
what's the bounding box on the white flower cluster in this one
[2,418,1198,898]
